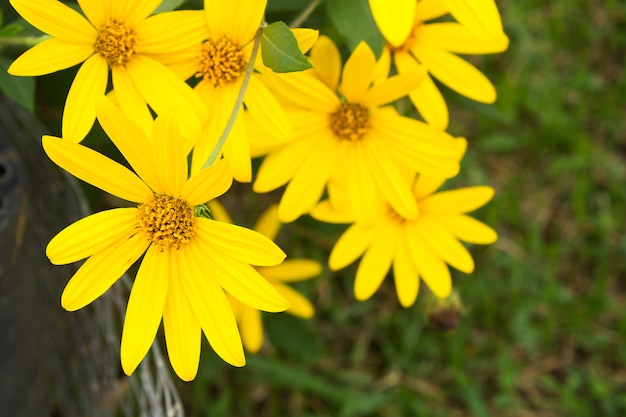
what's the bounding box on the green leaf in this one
[264,313,320,362]
[261,21,312,73]
[153,0,185,13]
[0,23,24,38]
[0,56,34,111]
[326,0,385,56]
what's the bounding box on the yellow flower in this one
[208,202,320,353]
[317,173,498,307]
[368,0,509,129]
[154,0,317,182]
[254,36,461,224]
[43,97,289,381]
[8,0,208,142]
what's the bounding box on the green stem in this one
[0,35,49,48]
[290,0,323,28]
[202,26,263,170]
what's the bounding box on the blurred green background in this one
[2,0,625,416]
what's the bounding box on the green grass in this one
[180,1,626,416]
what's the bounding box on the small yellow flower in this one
[43,97,289,381]
[208,202,320,353]
[8,0,208,141]
[155,0,318,182]
[254,36,461,224]
[368,0,509,129]
[315,173,498,307]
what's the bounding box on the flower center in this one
[329,102,370,141]
[391,22,420,53]
[138,194,195,250]
[196,37,247,87]
[95,18,137,67]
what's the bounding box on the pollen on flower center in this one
[138,194,195,250]
[95,18,137,67]
[196,37,247,86]
[329,102,370,141]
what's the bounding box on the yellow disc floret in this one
[329,102,370,141]
[138,194,195,250]
[196,36,246,86]
[95,18,137,67]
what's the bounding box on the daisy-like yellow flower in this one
[254,36,461,224]
[208,202,320,353]
[156,0,317,182]
[8,0,208,142]
[316,173,498,307]
[368,0,509,129]
[43,97,289,381]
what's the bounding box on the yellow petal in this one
[8,38,93,76]
[362,138,418,220]
[42,136,153,202]
[417,22,509,54]
[110,67,154,139]
[195,218,286,266]
[273,283,314,319]
[405,225,451,298]
[180,243,245,366]
[254,204,281,241]
[445,0,505,38]
[393,238,419,307]
[309,35,342,91]
[368,0,415,47]
[244,75,291,141]
[253,135,320,193]
[62,54,108,143]
[204,0,266,45]
[257,259,322,283]
[111,0,161,25]
[394,51,448,129]
[418,218,475,273]
[413,44,497,103]
[415,0,448,21]
[95,96,157,189]
[291,28,319,54]
[263,70,340,112]
[238,304,263,353]
[47,208,138,265]
[339,41,376,103]
[223,113,252,183]
[362,65,426,108]
[193,233,289,312]
[435,214,498,244]
[127,55,207,130]
[61,233,149,311]
[329,224,376,271]
[414,174,446,200]
[151,112,188,196]
[346,141,385,224]
[372,46,391,85]
[421,186,495,214]
[207,200,233,224]
[137,10,208,54]
[77,0,108,28]
[10,0,96,42]
[163,262,202,381]
[246,110,291,158]
[121,245,169,376]
[182,159,233,206]
[354,225,398,301]
[278,137,338,223]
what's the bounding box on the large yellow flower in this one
[208,202,320,353]
[254,36,461,224]
[368,0,509,129]
[43,97,289,381]
[314,173,498,307]
[8,0,208,142]
[155,0,317,182]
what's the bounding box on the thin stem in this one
[290,0,323,28]
[202,26,263,170]
[0,35,50,48]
